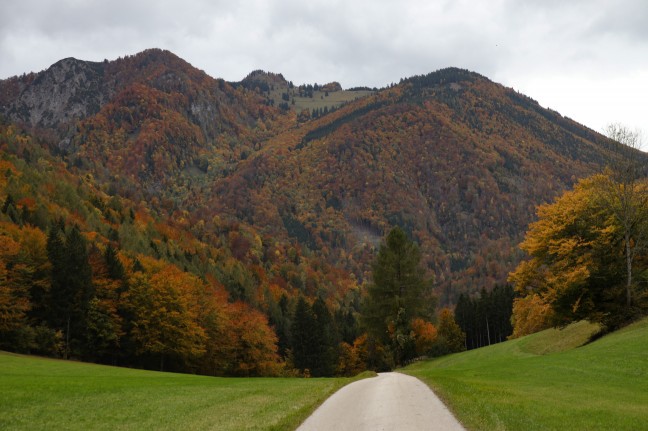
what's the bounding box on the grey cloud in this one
[0,0,646,134]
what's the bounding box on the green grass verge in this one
[0,352,374,431]
[403,318,648,431]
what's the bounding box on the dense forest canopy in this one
[2,49,644,375]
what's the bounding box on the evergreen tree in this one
[362,227,435,367]
[311,297,338,376]
[490,284,514,343]
[267,293,291,358]
[46,222,93,358]
[455,285,514,350]
[336,309,359,345]
[46,221,67,330]
[64,225,94,316]
[291,296,317,374]
[104,244,125,281]
[454,293,474,349]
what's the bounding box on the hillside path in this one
[296,372,465,431]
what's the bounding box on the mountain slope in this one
[209,68,624,300]
[0,51,635,303]
[0,49,292,205]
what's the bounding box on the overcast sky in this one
[1,0,646,139]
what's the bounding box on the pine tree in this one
[455,285,514,350]
[291,297,317,375]
[46,221,67,330]
[104,244,125,281]
[46,222,93,358]
[311,297,338,376]
[362,227,435,366]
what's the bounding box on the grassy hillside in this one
[403,318,648,430]
[0,352,369,431]
[272,88,375,114]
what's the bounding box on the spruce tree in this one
[291,297,317,374]
[362,226,434,366]
[46,221,68,330]
[46,223,93,358]
[311,297,338,376]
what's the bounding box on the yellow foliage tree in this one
[509,294,553,338]
[510,174,648,330]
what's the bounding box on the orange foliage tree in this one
[123,260,206,370]
[225,301,279,376]
[410,318,438,356]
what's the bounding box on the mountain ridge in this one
[0,48,634,303]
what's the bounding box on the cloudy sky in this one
[1,0,646,138]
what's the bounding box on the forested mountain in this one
[208,68,621,302]
[1,49,626,301]
[0,120,359,374]
[0,48,635,373]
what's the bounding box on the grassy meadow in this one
[266,87,374,114]
[403,318,648,430]
[0,352,370,431]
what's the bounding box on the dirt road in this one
[297,372,465,431]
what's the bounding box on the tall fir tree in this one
[291,296,317,374]
[46,222,93,358]
[311,297,338,376]
[46,220,67,330]
[362,226,435,367]
[455,285,514,350]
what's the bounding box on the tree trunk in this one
[626,233,633,307]
[65,316,70,360]
[486,316,491,346]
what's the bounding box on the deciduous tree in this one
[509,173,648,328]
[435,308,466,355]
[602,124,648,309]
[123,263,206,371]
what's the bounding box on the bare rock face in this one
[0,57,109,128]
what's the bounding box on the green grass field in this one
[403,318,648,430]
[0,353,370,431]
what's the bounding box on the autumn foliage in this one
[509,174,648,334]
[0,122,365,376]
[2,49,637,375]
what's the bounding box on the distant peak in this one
[132,48,180,61]
[49,57,95,69]
[241,70,287,85]
[402,67,487,88]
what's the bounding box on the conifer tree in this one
[291,296,317,374]
[311,297,338,376]
[46,221,67,329]
[362,226,434,366]
[46,222,93,358]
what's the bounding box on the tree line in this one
[0,216,471,376]
[0,122,481,377]
[455,285,514,350]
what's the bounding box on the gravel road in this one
[297,372,465,431]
